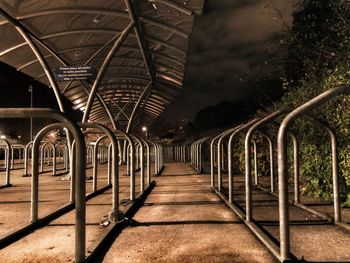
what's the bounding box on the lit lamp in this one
[142,126,148,139]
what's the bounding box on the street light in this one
[142,126,148,139]
[29,85,33,141]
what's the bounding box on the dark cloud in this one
[157,0,301,124]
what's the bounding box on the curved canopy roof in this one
[0,0,204,131]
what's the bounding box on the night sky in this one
[157,0,301,124]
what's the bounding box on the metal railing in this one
[168,85,350,262]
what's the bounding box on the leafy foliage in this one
[230,0,350,203]
[278,0,350,202]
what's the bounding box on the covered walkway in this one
[102,162,275,263]
[0,162,276,262]
[0,1,350,263]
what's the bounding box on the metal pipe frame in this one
[39,144,44,172]
[107,143,112,185]
[190,138,208,173]
[210,129,235,189]
[0,108,86,263]
[148,141,162,175]
[126,81,153,133]
[124,0,158,129]
[1,10,120,132]
[10,145,14,169]
[78,122,122,219]
[190,140,198,170]
[92,136,106,192]
[24,141,33,176]
[0,9,66,114]
[0,139,11,187]
[12,145,25,168]
[113,131,136,201]
[227,120,259,204]
[277,85,350,261]
[69,140,76,203]
[209,117,283,260]
[82,22,135,123]
[182,144,186,162]
[42,142,57,175]
[296,115,341,221]
[0,6,188,125]
[198,140,209,173]
[0,8,74,164]
[269,120,300,200]
[245,109,289,221]
[256,131,275,193]
[142,139,151,186]
[150,141,159,174]
[41,142,56,176]
[130,135,145,191]
[210,126,241,189]
[55,142,69,173]
[86,145,94,165]
[217,129,240,191]
[252,140,258,185]
[159,144,163,170]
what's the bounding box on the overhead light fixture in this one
[93,15,102,23]
[148,0,157,10]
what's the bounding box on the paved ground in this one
[103,163,276,263]
[3,160,350,262]
[0,161,143,263]
[220,173,350,262]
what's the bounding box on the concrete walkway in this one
[103,163,275,263]
[0,164,142,263]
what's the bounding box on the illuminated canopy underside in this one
[0,0,204,131]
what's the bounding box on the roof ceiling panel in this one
[0,0,204,131]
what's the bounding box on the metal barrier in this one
[256,131,275,192]
[23,141,33,176]
[0,138,11,187]
[190,137,208,173]
[160,86,350,262]
[149,141,163,175]
[277,86,350,261]
[86,144,94,165]
[55,141,69,173]
[92,135,108,192]
[0,108,86,263]
[140,138,151,186]
[244,109,289,221]
[39,142,54,173]
[11,144,25,169]
[131,135,145,191]
[78,122,123,221]
[113,130,135,200]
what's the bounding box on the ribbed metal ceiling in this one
[0,0,204,131]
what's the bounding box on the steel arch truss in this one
[0,0,204,131]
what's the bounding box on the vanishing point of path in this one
[103,162,275,263]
